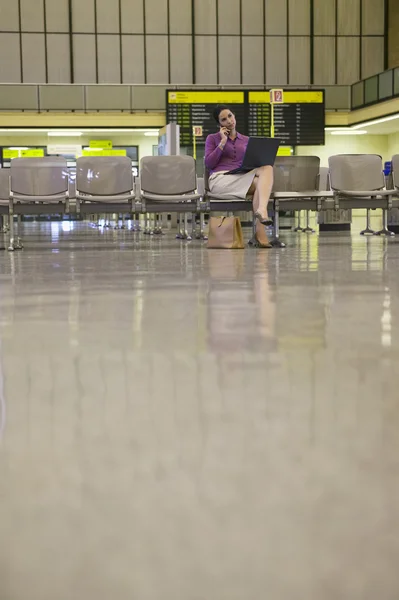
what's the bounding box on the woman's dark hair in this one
[213,105,233,124]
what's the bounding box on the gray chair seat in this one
[12,192,69,203]
[76,192,134,203]
[208,194,251,202]
[141,192,200,203]
[335,189,394,197]
[273,190,334,199]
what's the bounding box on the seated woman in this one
[205,105,274,248]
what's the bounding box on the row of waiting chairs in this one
[0,154,399,250]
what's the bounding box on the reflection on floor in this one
[0,220,399,600]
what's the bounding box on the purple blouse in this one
[204,131,249,174]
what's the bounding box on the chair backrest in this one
[76,156,133,196]
[10,157,68,196]
[140,155,197,195]
[0,168,10,201]
[392,155,399,188]
[328,154,385,191]
[273,156,320,192]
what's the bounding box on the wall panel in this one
[242,0,263,35]
[218,0,240,35]
[362,37,384,79]
[98,35,121,83]
[20,0,44,32]
[170,36,192,83]
[314,0,336,35]
[72,0,95,33]
[266,0,287,35]
[145,35,168,83]
[289,37,310,84]
[47,34,71,82]
[121,0,144,33]
[0,0,387,91]
[0,0,20,32]
[362,0,385,35]
[218,37,241,84]
[73,34,96,82]
[266,37,288,85]
[242,36,264,84]
[169,0,192,34]
[337,0,360,35]
[45,0,69,33]
[314,37,336,84]
[0,34,21,82]
[195,36,217,83]
[337,36,360,83]
[289,0,310,35]
[96,0,120,34]
[145,0,168,34]
[22,34,46,83]
[194,0,217,34]
[121,35,145,83]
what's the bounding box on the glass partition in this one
[352,81,364,108]
[394,68,399,96]
[364,76,379,105]
[352,68,399,109]
[379,70,393,101]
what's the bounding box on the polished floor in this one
[1,219,399,599]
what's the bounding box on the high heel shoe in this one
[248,234,272,248]
[254,212,273,227]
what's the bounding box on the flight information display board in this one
[166,89,325,147]
[166,91,247,146]
[248,91,325,146]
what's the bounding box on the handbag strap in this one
[218,216,225,228]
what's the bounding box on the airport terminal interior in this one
[1,0,399,598]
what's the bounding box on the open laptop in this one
[225,137,281,175]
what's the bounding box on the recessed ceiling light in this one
[48,131,83,137]
[351,114,399,129]
[331,130,368,135]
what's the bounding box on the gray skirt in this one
[209,170,257,199]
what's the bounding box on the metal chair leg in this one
[159,213,165,234]
[376,209,395,237]
[302,210,315,233]
[270,205,286,248]
[130,212,140,231]
[8,200,15,252]
[2,215,9,234]
[154,213,164,235]
[195,213,208,240]
[143,213,150,234]
[294,210,303,232]
[15,215,23,249]
[176,213,184,239]
[360,209,376,235]
[183,213,192,240]
[191,213,197,238]
[0,216,5,250]
[138,213,145,232]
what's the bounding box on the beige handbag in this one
[207,216,245,249]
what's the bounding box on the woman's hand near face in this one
[219,127,229,147]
